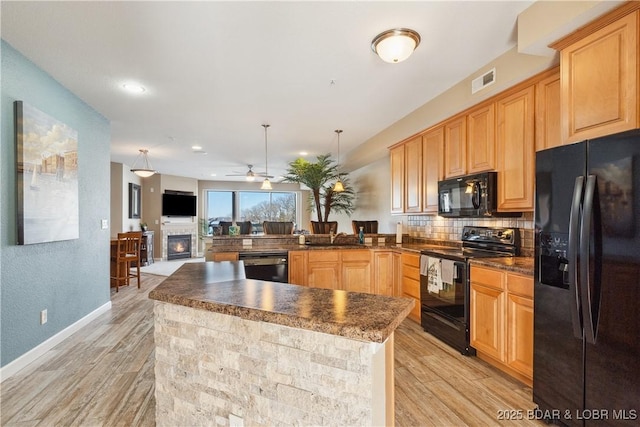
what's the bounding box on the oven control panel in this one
[461,226,517,246]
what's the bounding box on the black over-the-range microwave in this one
[437,172,521,218]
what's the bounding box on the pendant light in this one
[130,149,157,177]
[333,129,345,192]
[371,28,421,63]
[261,124,272,190]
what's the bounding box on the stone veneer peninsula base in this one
[149,262,413,426]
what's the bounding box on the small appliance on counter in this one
[420,226,519,355]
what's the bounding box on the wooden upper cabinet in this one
[496,85,535,212]
[467,103,496,173]
[535,69,562,151]
[389,144,404,214]
[403,136,423,213]
[556,10,639,143]
[443,115,467,178]
[422,126,443,213]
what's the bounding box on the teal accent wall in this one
[1,40,111,367]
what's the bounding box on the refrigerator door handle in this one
[580,175,601,344]
[568,176,584,339]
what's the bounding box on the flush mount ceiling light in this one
[122,83,146,94]
[261,124,272,190]
[333,129,345,193]
[371,28,421,63]
[130,149,157,177]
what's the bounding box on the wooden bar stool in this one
[110,232,142,292]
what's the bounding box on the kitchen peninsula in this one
[149,261,414,426]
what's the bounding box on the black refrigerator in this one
[534,129,640,426]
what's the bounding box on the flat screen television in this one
[162,193,197,216]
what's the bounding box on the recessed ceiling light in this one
[210,173,217,177]
[299,151,308,156]
[122,83,146,94]
[192,145,202,150]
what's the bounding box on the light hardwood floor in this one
[1,273,543,426]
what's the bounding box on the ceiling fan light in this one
[130,149,157,177]
[372,28,421,63]
[261,178,272,190]
[246,173,255,182]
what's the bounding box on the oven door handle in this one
[423,311,462,330]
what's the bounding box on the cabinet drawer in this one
[402,253,420,269]
[341,250,371,262]
[507,273,533,298]
[403,276,420,299]
[308,251,340,263]
[470,265,505,290]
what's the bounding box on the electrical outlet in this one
[40,309,47,325]
[242,239,252,246]
[229,414,244,427]
[101,219,108,229]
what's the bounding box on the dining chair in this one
[310,221,338,234]
[110,231,142,292]
[352,220,379,234]
[263,221,294,234]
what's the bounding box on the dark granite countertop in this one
[207,242,445,254]
[149,261,414,343]
[469,257,534,276]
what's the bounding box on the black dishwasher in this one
[238,251,288,283]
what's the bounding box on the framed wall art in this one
[129,183,141,219]
[15,101,79,245]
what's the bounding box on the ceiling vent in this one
[471,68,496,94]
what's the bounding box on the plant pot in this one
[310,221,338,234]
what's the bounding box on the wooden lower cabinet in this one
[307,251,341,290]
[401,253,421,323]
[289,249,408,299]
[342,250,372,293]
[372,250,395,296]
[288,250,308,285]
[470,265,533,385]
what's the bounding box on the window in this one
[205,190,297,235]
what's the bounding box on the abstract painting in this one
[15,101,79,245]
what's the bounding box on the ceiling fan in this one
[225,164,273,181]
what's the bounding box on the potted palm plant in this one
[282,154,355,233]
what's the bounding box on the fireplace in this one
[167,234,191,260]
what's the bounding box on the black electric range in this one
[419,226,519,355]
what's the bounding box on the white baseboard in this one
[0,301,112,382]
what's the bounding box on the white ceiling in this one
[1,1,536,182]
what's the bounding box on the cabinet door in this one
[404,136,423,213]
[535,69,562,151]
[467,103,496,173]
[393,252,402,297]
[443,115,467,178]
[470,283,505,362]
[497,85,535,211]
[422,127,443,213]
[390,145,405,213]
[308,251,340,289]
[288,251,308,285]
[373,251,394,296]
[506,293,534,379]
[561,11,638,143]
[342,250,372,293]
[401,253,421,322]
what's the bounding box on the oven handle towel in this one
[420,255,430,276]
[441,259,455,284]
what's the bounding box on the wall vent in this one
[471,68,496,94]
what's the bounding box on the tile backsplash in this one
[403,212,535,255]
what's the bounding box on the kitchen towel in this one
[427,257,444,293]
[441,259,455,286]
[420,254,429,276]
